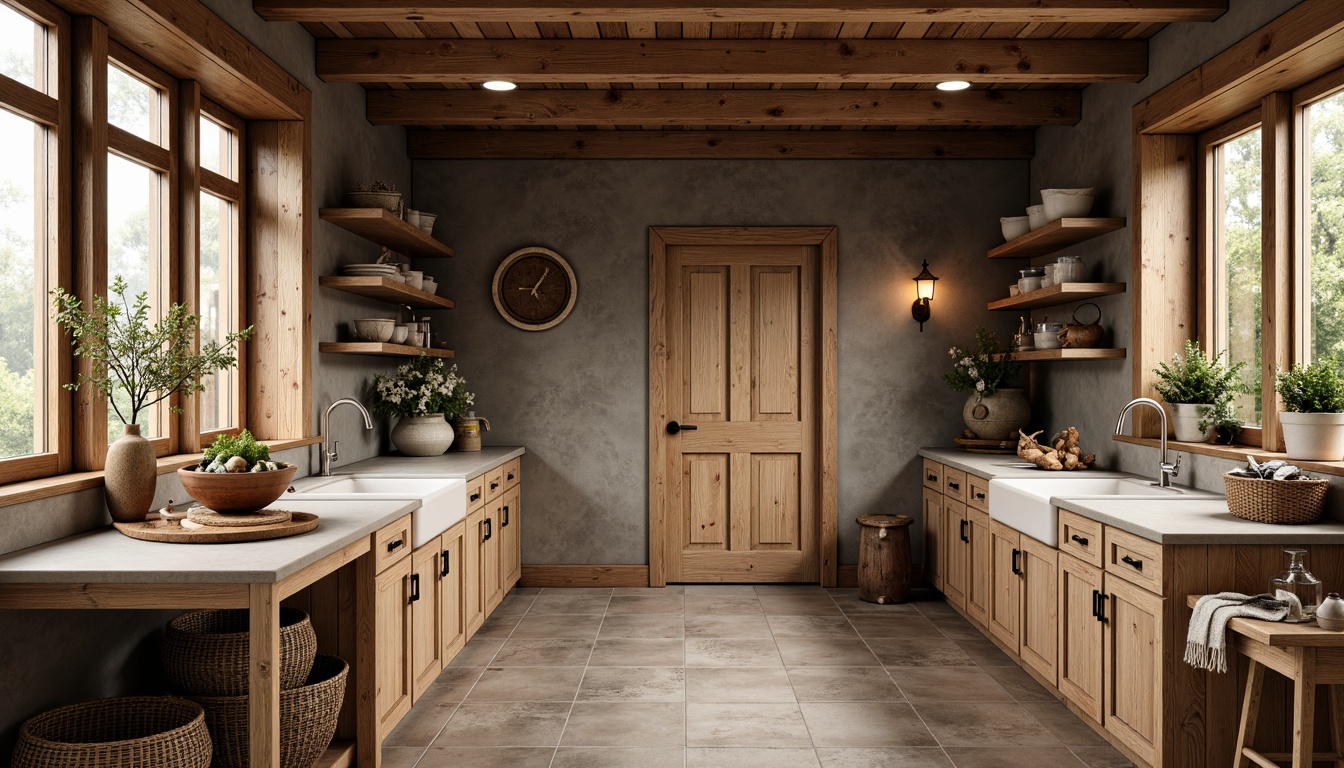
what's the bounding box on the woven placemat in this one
[186,507,292,527]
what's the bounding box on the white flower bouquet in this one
[371,355,474,419]
[943,327,1021,401]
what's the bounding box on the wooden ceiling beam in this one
[407,129,1036,158]
[256,0,1227,24]
[367,88,1080,126]
[316,38,1147,84]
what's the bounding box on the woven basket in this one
[1223,473,1329,524]
[13,696,212,768]
[345,190,401,214]
[164,608,316,696]
[188,654,348,768]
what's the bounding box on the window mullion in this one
[1262,91,1294,453]
[178,79,201,454]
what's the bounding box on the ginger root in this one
[1017,428,1095,471]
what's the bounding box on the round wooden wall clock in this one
[491,247,578,331]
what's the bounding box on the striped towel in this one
[1185,592,1291,673]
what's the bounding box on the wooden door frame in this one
[648,226,838,588]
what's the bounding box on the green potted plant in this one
[52,276,252,522]
[1151,340,1246,443]
[1275,357,1344,460]
[944,327,1026,440]
[371,355,474,456]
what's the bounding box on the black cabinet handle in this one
[409,573,420,603]
[948,481,961,491]
[1121,555,1144,571]
[502,505,510,527]
[1097,593,1108,623]
[1091,589,1100,619]
[484,518,493,541]
[974,491,986,501]
[959,519,969,543]
[387,539,404,553]
[1070,534,1089,547]
[490,481,500,490]
[507,472,515,481]
[1011,549,1022,576]
[666,420,698,435]
[470,491,481,502]
[927,472,938,483]
[441,549,451,578]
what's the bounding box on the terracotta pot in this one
[391,413,454,456]
[1280,411,1344,461]
[178,465,298,514]
[1169,403,1216,443]
[962,388,1031,440]
[105,424,157,522]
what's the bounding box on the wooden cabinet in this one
[965,507,991,626]
[942,500,969,609]
[988,521,1021,649]
[500,484,521,591]
[921,487,943,591]
[373,556,413,732]
[481,504,502,615]
[463,508,484,636]
[409,542,443,701]
[1103,574,1163,766]
[1019,535,1058,684]
[1058,552,1104,723]
[439,522,466,664]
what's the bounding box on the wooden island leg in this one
[1293,648,1318,768]
[250,582,282,768]
[1235,660,1265,768]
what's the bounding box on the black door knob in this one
[666,421,699,435]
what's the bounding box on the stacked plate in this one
[341,263,404,282]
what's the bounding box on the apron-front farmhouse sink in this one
[292,475,466,548]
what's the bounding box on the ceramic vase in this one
[1279,411,1344,461]
[391,413,455,456]
[104,424,157,522]
[962,388,1031,440]
[1169,403,1216,443]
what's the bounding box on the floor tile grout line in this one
[547,590,612,767]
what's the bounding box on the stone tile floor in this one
[382,585,1136,768]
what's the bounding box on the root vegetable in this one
[1016,428,1095,471]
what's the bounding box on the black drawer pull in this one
[948,481,961,491]
[490,481,500,490]
[1091,589,1100,619]
[484,518,493,541]
[502,505,510,527]
[507,472,515,481]
[927,473,938,482]
[1070,534,1089,547]
[1011,548,1022,576]
[386,539,404,553]
[1097,593,1109,623]
[409,573,420,603]
[974,491,986,501]
[441,549,451,578]
[959,519,968,543]
[1121,555,1144,571]
[470,491,481,502]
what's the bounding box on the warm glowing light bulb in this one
[483,80,518,91]
[936,80,971,91]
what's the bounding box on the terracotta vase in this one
[390,413,455,456]
[962,388,1031,440]
[104,424,157,522]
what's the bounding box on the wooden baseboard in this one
[520,565,650,588]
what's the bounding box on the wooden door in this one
[374,557,413,732]
[482,505,502,614]
[988,520,1020,647]
[1019,535,1058,685]
[1103,575,1163,767]
[500,485,521,590]
[440,523,466,664]
[965,508,991,626]
[1058,553,1104,723]
[942,500,968,608]
[922,487,943,590]
[463,509,483,637]
[650,228,838,585]
[410,540,443,702]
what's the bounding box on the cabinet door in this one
[374,557,413,732]
[1058,553,1103,723]
[965,508,991,627]
[440,524,466,664]
[1103,575,1163,767]
[1019,535,1058,685]
[941,500,968,609]
[463,509,484,637]
[410,540,443,702]
[987,520,1020,649]
[500,485,521,591]
[921,487,943,591]
[482,506,502,615]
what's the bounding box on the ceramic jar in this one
[390,413,455,456]
[1317,593,1344,631]
[962,388,1031,440]
[105,424,157,522]
[1279,412,1344,461]
[1169,403,1216,443]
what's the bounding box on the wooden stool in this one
[856,514,913,604]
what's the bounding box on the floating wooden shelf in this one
[988,217,1127,260]
[319,208,455,259]
[1006,348,1127,362]
[319,342,455,359]
[319,276,455,310]
[987,282,1126,311]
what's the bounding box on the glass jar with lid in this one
[1054,255,1084,283]
[1269,548,1323,621]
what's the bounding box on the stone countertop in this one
[0,499,416,584]
[1053,497,1344,545]
[917,447,1131,480]
[329,447,525,479]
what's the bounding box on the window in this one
[197,105,244,437]
[1301,88,1344,364]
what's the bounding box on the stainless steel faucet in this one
[320,398,373,476]
[1114,397,1182,488]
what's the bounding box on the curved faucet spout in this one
[321,398,374,476]
[1114,397,1181,488]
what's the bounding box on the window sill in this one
[1112,434,1344,479]
[0,437,323,510]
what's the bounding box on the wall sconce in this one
[912,260,938,332]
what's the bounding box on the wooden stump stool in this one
[856,514,913,604]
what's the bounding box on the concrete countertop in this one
[0,499,417,584]
[917,447,1131,480]
[329,447,525,479]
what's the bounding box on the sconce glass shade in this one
[913,260,938,301]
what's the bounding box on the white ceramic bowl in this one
[404,271,424,291]
[389,325,409,344]
[407,331,424,347]
[1000,216,1031,242]
[1041,188,1095,221]
[422,278,438,295]
[1026,204,1049,230]
[418,213,437,236]
[352,318,394,343]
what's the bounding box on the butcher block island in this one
[918,448,1344,768]
[0,448,526,768]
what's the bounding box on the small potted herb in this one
[1275,357,1344,460]
[1151,340,1245,443]
[944,327,1027,440]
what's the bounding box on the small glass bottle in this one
[1270,548,1324,622]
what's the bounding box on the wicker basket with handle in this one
[13,696,212,768]
[163,607,316,696]
[1222,472,1329,524]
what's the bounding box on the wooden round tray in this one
[114,511,318,544]
[953,436,1018,454]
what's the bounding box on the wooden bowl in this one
[177,465,297,514]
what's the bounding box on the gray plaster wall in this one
[1030,0,1309,495]
[412,159,1026,567]
[0,0,411,757]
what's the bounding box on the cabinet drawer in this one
[922,460,943,492]
[967,476,989,511]
[1104,526,1164,595]
[1058,511,1104,568]
[374,515,413,574]
[503,457,521,489]
[484,466,506,502]
[943,468,968,504]
[466,475,486,510]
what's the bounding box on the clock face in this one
[492,248,578,331]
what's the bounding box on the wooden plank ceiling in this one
[255,0,1229,158]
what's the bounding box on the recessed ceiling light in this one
[483,80,517,91]
[936,80,971,91]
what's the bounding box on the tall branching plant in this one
[51,276,252,426]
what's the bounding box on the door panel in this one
[1058,553,1103,723]
[686,267,729,421]
[752,267,800,420]
[965,508,991,627]
[751,454,800,550]
[1104,575,1162,766]
[988,521,1019,646]
[410,542,442,702]
[942,500,968,609]
[685,454,729,549]
[1019,536,1058,685]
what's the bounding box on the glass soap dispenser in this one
[1270,548,1323,622]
